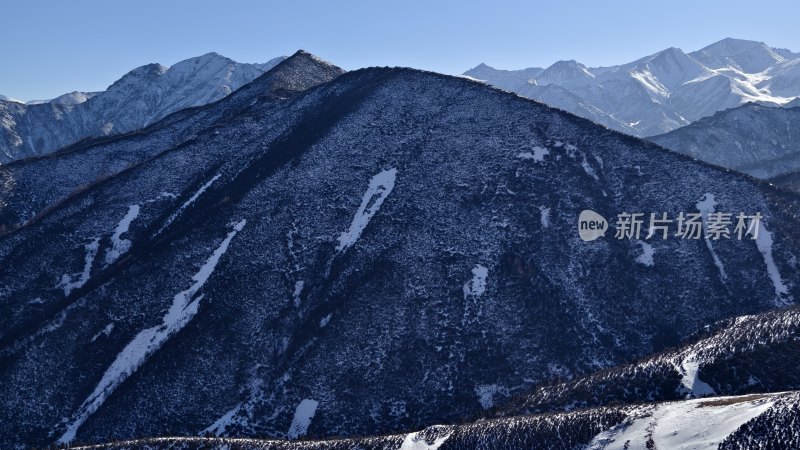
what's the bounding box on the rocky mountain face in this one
[464,38,800,137]
[648,103,800,180]
[2,51,800,449]
[0,53,285,163]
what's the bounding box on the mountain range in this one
[2,49,800,449]
[464,38,800,137]
[0,53,285,163]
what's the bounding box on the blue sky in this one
[2,0,800,101]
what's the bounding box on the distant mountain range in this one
[464,38,800,137]
[0,53,285,162]
[2,50,800,448]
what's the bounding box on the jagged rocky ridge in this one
[2,51,800,448]
[0,53,285,163]
[465,38,800,137]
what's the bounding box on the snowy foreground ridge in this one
[68,393,798,449]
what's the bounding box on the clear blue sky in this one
[2,0,800,101]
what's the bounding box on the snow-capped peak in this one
[689,38,785,73]
[465,38,800,136]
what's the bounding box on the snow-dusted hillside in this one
[649,103,800,179]
[0,53,285,162]
[2,51,800,448]
[465,38,800,137]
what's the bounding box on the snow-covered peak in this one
[107,63,168,90]
[466,38,800,136]
[536,59,594,86]
[463,63,543,91]
[690,38,785,73]
[50,91,99,106]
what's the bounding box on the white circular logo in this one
[578,210,608,241]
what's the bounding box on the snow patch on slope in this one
[57,220,246,444]
[399,427,453,450]
[287,399,319,439]
[539,206,551,228]
[517,146,549,162]
[676,358,716,398]
[57,238,100,296]
[104,204,140,266]
[336,168,397,251]
[463,264,488,298]
[587,395,775,449]
[157,174,221,235]
[696,194,727,281]
[635,241,655,266]
[474,384,506,409]
[752,221,790,305]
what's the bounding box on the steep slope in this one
[2,57,800,448]
[649,103,800,179]
[0,53,285,162]
[465,38,799,136]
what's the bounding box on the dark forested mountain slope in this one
[2,53,800,448]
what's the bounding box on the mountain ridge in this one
[0,53,286,162]
[465,38,800,137]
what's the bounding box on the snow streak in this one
[57,220,246,444]
[336,168,397,252]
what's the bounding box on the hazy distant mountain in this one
[2,50,800,448]
[465,38,800,137]
[649,103,800,179]
[0,53,285,162]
